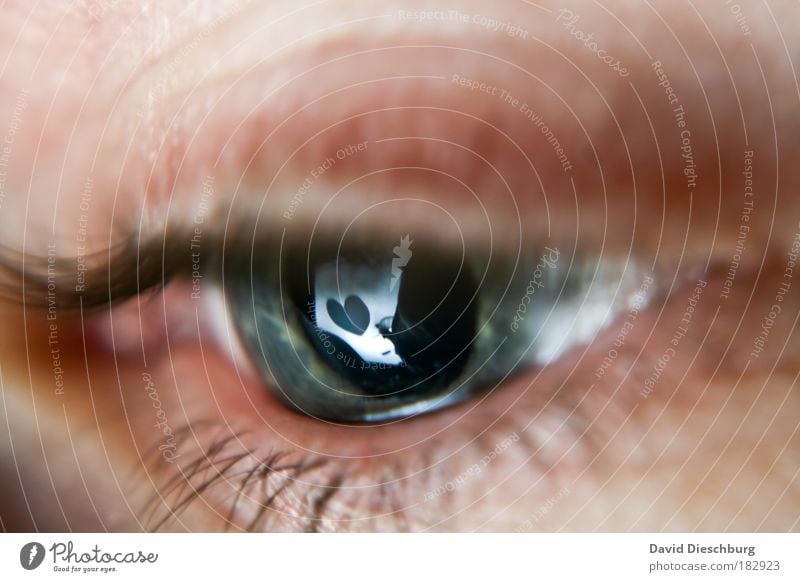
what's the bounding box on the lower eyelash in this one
[139,422,350,532]
[138,420,460,532]
[129,284,649,534]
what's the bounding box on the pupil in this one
[289,242,478,402]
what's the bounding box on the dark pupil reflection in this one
[290,240,478,399]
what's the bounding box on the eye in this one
[225,203,645,423]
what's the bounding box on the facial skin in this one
[0,0,799,532]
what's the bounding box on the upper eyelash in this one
[0,184,567,319]
[0,234,182,312]
[0,212,242,313]
[0,213,356,312]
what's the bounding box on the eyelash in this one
[0,234,179,311]
[141,424,344,532]
[1,211,672,531]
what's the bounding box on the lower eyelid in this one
[116,298,503,530]
[141,414,541,532]
[97,244,732,531]
[62,261,698,532]
[131,316,624,532]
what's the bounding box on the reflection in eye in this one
[225,213,649,423]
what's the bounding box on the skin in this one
[0,0,798,532]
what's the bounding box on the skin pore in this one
[0,0,798,531]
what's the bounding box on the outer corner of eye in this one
[221,229,638,425]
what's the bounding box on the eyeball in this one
[226,224,647,423]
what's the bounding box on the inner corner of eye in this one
[222,228,639,424]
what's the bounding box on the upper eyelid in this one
[10,54,675,283]
[2,6,788,308]
[0,30,733,310]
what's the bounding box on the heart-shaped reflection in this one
[326,295,370,335]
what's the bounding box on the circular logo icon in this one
[19,542,46,570]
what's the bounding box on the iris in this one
[290,241,477,402]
